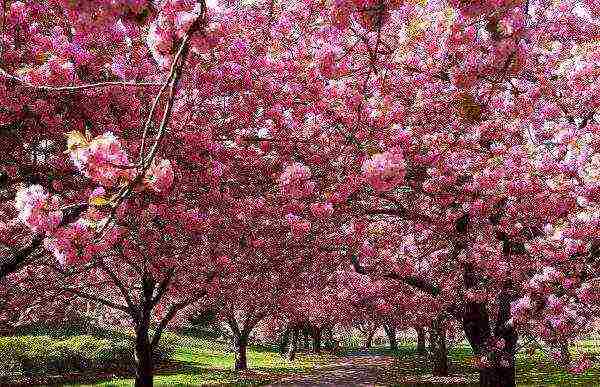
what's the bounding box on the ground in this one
[88,335,600,386]
[4,332,600,386]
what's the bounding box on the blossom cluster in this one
[285,213,311,239]
[66,130,174,194]
[66,131,133,188]
[361,147,406,192]
[146,0,205,69]
[279,162,316,199]
[14,185,62,234]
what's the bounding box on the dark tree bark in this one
[134,277,155,387]
[463,265,518,387]
[429,318,448,377]
[303,327,310,350]
[226,314,263,371]
[479,365,516,387]
[383,324,397,350]
[234,335,249,371]
[364,328,376,349]
[311,326,322,353]
[415,326,426,355]
[134,320,154,387]
[279,326,291,356]
[287,326,300,361]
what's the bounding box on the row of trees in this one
[2,0,600,386]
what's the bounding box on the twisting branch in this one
[97,8,206,240]
[350,254,441,296]
[61,286,129,313]
[151,291,206,348]
[0,68,163,91]
[0,202,88,279]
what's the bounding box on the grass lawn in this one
[364,340,600,387]
[75,335,334,386]
[6,330,600,386]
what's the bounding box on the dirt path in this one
[267,352,479,386]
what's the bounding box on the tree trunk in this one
[287,327,299,361]
[303,328,310,350]
[312,327,322,353]
[416,326,426,355]
[279,327,291,356]
[234,335,248,371]
[429,319,448,377]
[134,321,154,387]
[383,324,397,350]
[462,267,518,387]
[479,365,516,387]
[364,328,375,349]
[324,325,334,350]
[559,341,571,366]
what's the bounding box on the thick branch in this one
[62,287,129,314]
[0,67,163,91]
[151,292,205,348]
[350,255,441,296]
[0,202,88,279]
[97,258,138,317]
[151,268,176,307]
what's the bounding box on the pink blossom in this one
[14,185,62,234]
[43,220,94,266]
[215,255,231,267]
[510,295,532,322]
[67,131,133,188]
[144,159,174,195]
[310,202,334,218]
[286,213,311,239]
[279,162,315,199]
[362,147,406,192]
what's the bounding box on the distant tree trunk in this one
[303,327,310,350]
[287,326,300,361]
[364,328,375,349]
[383,324,397,350]
[559,341,571,366]
[324,325,334,350]
[234,334,249,371]
[429,318,448,377]
[279,327,291,356]
[311,326,322,353]
[416,326,426,355]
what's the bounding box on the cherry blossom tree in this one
[2,1,600,387]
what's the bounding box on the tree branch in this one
[61,286,129,314]
[350,254,441,296]
[0,202,88,279]
[151,291,206,348]
[151,268,175,307]
[97,257,139,317]
[0,67,163,91]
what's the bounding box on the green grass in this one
[365,341,600,387]
[5,329,600,386]
[81,335,332,386]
